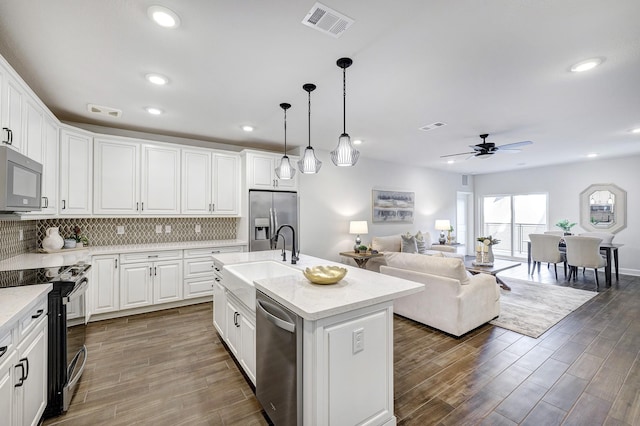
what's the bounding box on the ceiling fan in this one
[441,134,533,159]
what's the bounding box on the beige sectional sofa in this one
[381,252,500,337]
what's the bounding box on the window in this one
[482,193,547,258]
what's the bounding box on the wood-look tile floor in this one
[44,264,639,425]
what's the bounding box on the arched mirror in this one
[579,183,627,233]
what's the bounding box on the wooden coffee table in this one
[339,251,383,269]
[463,258,521,290]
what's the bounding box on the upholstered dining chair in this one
[579,232,615,245]
[564,236,607,289]
[529,233,565,279]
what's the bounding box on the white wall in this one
[474,155,640,275]
[298,149,469,262]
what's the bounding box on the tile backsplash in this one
[37,217,239,247]
[0,220,38,261]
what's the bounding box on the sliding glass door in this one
[482,193,547,258]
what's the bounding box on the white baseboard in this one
[89,296,212,322]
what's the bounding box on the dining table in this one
[526,240,623,286]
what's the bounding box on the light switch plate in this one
[155,225,163,234]
[353,328,364,354]
[116,226,125,235]
[195,224,201,233]
[165,225,172,233]
[18,229,23,241]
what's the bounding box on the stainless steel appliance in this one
[0,146,43,212]
[256,290,302,425]
[0,262,90,419]
[249,190,298,252]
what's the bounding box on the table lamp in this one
[435,219,451,245]
[349,221,368,251]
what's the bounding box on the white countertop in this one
[0,239,247,271]
[0,284,52,336]
[213,250,424,320]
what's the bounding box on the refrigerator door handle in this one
[274,208,279,233]
[269,208,274,249]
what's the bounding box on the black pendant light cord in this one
[308,90,312,148]
[280,102,291,155]
[342,65,346,134]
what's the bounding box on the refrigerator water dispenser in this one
[255,218,270,240]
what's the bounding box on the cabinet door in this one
[91,255,120,314]
[141,144,180,214]
[41,117,58,214]
[4,77,23,152]
[16,319,48,426]
[181,148,212,215]
[0,349,17,426]
[59,129,92,215]
[225,299,241,356]
[247,153,275,189]
[24,98,43,164]
[94,138,140,214]
[153,260,183,304]
[239,313,256,384]
[213,281,226,338]
[212,152,240,215]
[120,263,153,309]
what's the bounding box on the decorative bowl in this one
[303,266,347,285]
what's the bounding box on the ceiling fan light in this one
[570,58,603,73]
[298,147,322,174]
[331,133,359,166]
[275,155,296,179]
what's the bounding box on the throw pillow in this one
[401,233,418,253]
[415,231,427,254]
[372,235,401,252]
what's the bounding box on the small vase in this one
[486,245,494,265]
[42,227,64,252]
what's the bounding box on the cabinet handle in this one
[0,346,7,358]
[14,357,29,387]
[149,267,153,277]
[214,266,221,271]
[2,127,9,144]
[31,309,44,319]
[62,199,66,210]
[214,277,220,282]
[136,202,139,211]
[148,255,158,258]
[211,251,221,254]
[42,197,49,208]
[141,202,144,211]
[212,203,215,212]
[154,266,157,276]
[114,258,118,269]
[15,363,25,387]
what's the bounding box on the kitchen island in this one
[212,250,423,426]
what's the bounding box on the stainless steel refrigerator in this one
[249,190,298,252]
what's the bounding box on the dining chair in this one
[529,234,565,279]
[544,231,565,237]
[579,232,615,245]
[564,236,607,289]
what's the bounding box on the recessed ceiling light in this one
[241,125,254,132]
[147,5,181,28]
[631,127,640,134]
[145,73,169,85]
[145,107,163,115]
[353,139,363,145]
[570,58,603,73]
[447,160,454,164]
[587,153,598,158]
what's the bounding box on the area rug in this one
[489,278,598,338]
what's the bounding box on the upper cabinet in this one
[59,127,93,215]
[244,150,298,191]
[94,137,180,215]
[181,148,240,216]
[0,69,25,153]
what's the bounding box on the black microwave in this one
[0,146,43,212]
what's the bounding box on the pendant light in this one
[330,57,359,167]
[298,83,322,174]
[275,103,296,180]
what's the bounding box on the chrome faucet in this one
[275,224,298,264]
[272,233,287,261]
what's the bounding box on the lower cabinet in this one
[91,255,120,315]
[183,246,244,300]
[222,292,256,385]
[212,279,226,338]
[119,259,183,309]
[0,340,18,426]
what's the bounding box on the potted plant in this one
[71,226,89,247]
[555,219,577,235]
[475,235,500,265]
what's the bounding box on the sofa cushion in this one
[401,233,418,253]
[385,252,470,285]
[372,235,401,252]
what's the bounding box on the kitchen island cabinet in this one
[211,250,423,426]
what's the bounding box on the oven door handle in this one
[64,345,87,411]
[63,277,88,305]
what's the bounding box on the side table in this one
[339,251,383,269]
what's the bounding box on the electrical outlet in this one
[116,226,125,235]
[195,224,201,233]
[352,328,364,354]
[18,229,23,241]
[155,225,163,234]
[165,225,171,233]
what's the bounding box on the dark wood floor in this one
[44,264,639,425]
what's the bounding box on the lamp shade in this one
[435,219,451,231]
[349,221,368,235]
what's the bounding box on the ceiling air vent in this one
[301,2,354,38]
[419,122,447,131]
[87,103,122,118]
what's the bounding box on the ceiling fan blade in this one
[497,140,533,150]
[440,151,477,158]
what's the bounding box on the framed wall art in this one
[372,190,414,223]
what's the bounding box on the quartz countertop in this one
[0,239,248,271]
[0,284,52,337]
[212,250,424,320]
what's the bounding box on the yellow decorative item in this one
[303,266,347,285]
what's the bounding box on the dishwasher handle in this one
[256,299,296,333]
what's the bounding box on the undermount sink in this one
[223,261,299,310]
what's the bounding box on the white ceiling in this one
[1,0,639,175]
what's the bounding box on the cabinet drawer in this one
[0,329,13,360]
[183,245,243,259]
[18,297,48,341]
[120,250,182,264]
[184,276,214,299]
[183,258,214,278]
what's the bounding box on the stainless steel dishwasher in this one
[256,290,302,425]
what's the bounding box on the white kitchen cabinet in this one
[59,127,93,215]
[1,71,24,153]
[23,98,43,165]
[41,117,59,214]
[244,150,298,191]
[94,137,180,215]
[181,148,240,216]
[0,331,17,426]
[224,292,256,385]
[183,246,244,300]
[119,262,153,310]
[91,255,120,315]
[15,317,48,426]
[212,280,226,338]
[153,260,183,304]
